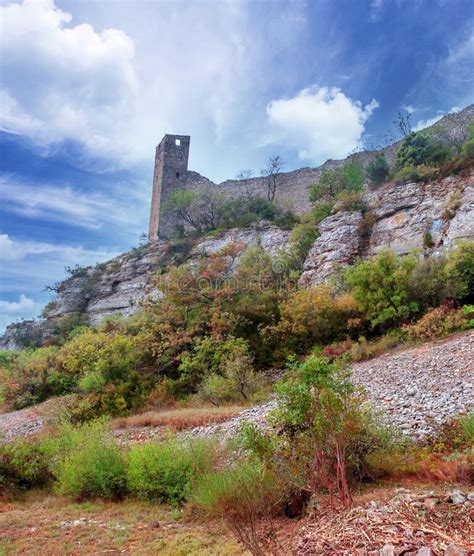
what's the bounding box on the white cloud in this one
[413,106,461,132]
[0,295,35,315]
[0,233,119,330]
[264,87,379,164]
[0,0,138,161]
[402,104,417,114]
[0,175,147,231]
[0,0,308,175]
[0,234,117,267]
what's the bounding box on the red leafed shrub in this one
[322,340,354,360]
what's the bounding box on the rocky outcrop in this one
[300,171,473,286]
[368,173,473,255]
[0,223,292,349]
[299,211,363,287]
[192,223,290,257]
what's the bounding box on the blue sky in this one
[0,0,473,331]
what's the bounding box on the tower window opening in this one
[176,172,180,178]
[175,139,181,146]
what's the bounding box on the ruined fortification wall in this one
[151,105,473,238]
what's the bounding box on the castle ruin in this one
[148,106,474,240]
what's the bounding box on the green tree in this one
[344,251,419,327]
[366,155,390,186]
[396,132,450,169]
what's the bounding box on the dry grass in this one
[0,493,246,556]
[111,405,245,432]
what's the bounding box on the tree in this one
[235,169,255,199]
[344,250,420,328]
[366,155,390,186]
[261,155,283,202]
[394,110,412,137]
[396,132,450,169]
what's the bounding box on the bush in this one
[127,438,216,504]
[402,303,470,340]
[334,190,366,212]
[265,356,392,507]
[395,163,440,183]
[48,421,126,500]
[267,285,360,358]
[0,437,51,492]
[192,459,283,555]
[309,161,364,203]
[345,251,419,328]
[198,343,264,405]
[444,241,474,303]
[396,132,451,169]
[366,155,390,187]
[345,332,404,362]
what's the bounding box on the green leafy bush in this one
[309,161,364,203]
[366,155,390,186]
[444,241,474,303]
[262,356,393,507]
[396,132,451,169]
[345,251,419,328]
[0,437,51,492]
[48,421,126,500]
[127,438,216,504]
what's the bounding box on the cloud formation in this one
[265,87,379,164]
[0,0,137,160]
[0,294,35,315]
[0,175,147,231]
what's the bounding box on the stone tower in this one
[148,134,191,240]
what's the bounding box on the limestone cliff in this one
[2,168,472,351]
[299,171,474,286]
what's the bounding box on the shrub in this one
[334,190,366,212]
[345,251,419,328]
[444,241,474,303]
[396,132,451,169]
[266,356,392,507]
[442,191,462,220]
[127,438,216,504]
[395,163,440,183]
[0,437,51,492]
[267,285,360,357]
[423,231,434,249]
[345,332,404,362]
[192,459,283,556]
[402,303,470,340]
[47,421,126,500]
[5,346,64,409]
[366,155,390,186]
[309,161,364,203]
[198,345,264,405]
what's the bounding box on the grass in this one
[111,405,245,432]
[0,493,246,555]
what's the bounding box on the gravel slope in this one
[0,332,473,442]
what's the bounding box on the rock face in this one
[368,174,473,255]
[299,211,363,287]
[0,223,291,349]
[300,172,473,286]
[191,223,290,257]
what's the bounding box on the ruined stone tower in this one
[149,134,190,240]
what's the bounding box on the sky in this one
[0,0,473,331]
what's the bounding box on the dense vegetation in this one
[1,117,474,556]
[0,239,472,420]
